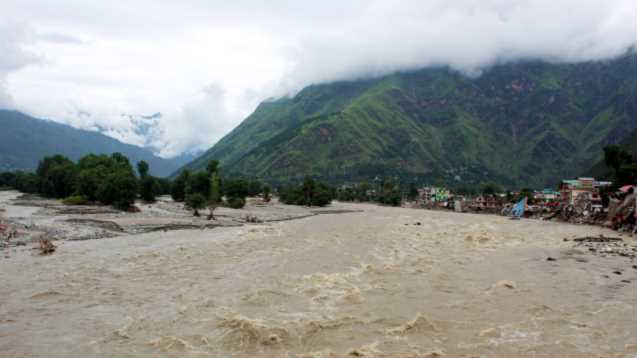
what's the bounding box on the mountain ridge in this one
[0,110,191,177]
[184,54,637,187]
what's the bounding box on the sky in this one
[1,0,637,157]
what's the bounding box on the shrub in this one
[226,196,246,209]
[62,195,88,205]
[279,185,305,205]
[279,179,334,207]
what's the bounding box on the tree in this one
[207,171,221,219]
[223,178,248,209]
[36,155,77,198]
[156,178,173,195]
[407,182,419,201]
[480,181,503,196]
[96,169,138,210]
[75,169,100,202]
[0,172,16,188]
[206,160,219,176]
[279,180,333,207]
[378,178,401,206]
[262,184,272,202]
[137,161,158,203]
[140,176,160,203]
[171,169,190,202]
[247,180,263,196]
[189,171,211,197]
[137,160,150,179]
[312,182,334,206]
[186,193,206,217]
[302,177,315,206]
[279,184,305,205]
[13,172,40,193]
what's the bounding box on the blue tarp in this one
[511,197,526,218]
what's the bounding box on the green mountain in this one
[0,110,190,177]
[184,54,637,188]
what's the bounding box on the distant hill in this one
[0,110,191,177]
[183,53,637,188]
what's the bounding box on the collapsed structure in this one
[411,176,637,234]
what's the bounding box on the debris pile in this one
[36,238,56,255]
[244,214,261,223]
[573,236,637,260]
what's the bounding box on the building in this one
[559,177,610,206]
[471,195,501,210]
[534,188,560,202]
[418,187,451,204]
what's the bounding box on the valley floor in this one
[1,192,637,357]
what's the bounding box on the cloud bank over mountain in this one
[1,0,636,156]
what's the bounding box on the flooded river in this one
[2,202,637,357]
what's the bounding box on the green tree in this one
[262,184,272,202]
[140,176,160,203]
[189,171,211,197]
[156,178,173,195]
[279,184,305,205]
[378,178,401,206]
[75,169,100,202]
[247,180,263,196]
[171,169,190,202]
[0,172,16,188]
[279,180,333,207]
[206,160,219,176]
[223,178,248,209]
[407,182,419,201]
[13,171,40,193]
[480,181,503,196]
[137,160,150,179]
[207,171,221,219]
[302,177,315,207]
[96,169,138,210]
[137,161,158,203]
[186,193,206,217]
[36,155,77,198]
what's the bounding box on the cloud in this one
[1,0,636,156]
[0,20,41,108]
[36,32,86,45]
[277,0,637,92]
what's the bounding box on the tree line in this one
[170,160,274,217]
[0,153,278,213]
[0,153,434,212]
[0,153,169,210]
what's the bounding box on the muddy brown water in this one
[1,202,637,357]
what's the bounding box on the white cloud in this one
[1,0,636,157]
[0,20,41,108]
